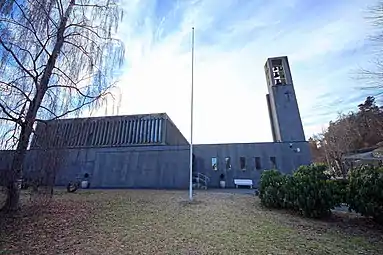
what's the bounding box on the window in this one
[255,157,261,170]
[270,156,277,169]
[240,157,246,170]
[225,157,231,170]
[212,157,218,171]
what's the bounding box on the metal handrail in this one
[193,172,210,189]
[195,172,210,182]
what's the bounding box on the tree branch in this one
[0,78,33,101]
[34,34,54,65]
[36,94,105,122]
[73,3,114,9]
[0,38,36,80]
[25,0,59,29]
[52,66,84,86]
[3,98,29,119]
[63,33,104,56]
[0,101,20,123]
[6,1,53,58]
[39,105,59,119]
[64,26,114,41]
[47,84,99,98]
[4,122,19,149]
[0,116,15,122]
[55,0,64,18]
[63,40,93,61]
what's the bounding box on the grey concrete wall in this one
[1,141,311,190]
[271,84,306,142]
[193,141,311,188]
[267,86,283,142]
[266,94,277,142]
[0,151,14,185]
[1,146,190,189]
[0,150,14,170]
[50,146,190,189]
[164,117,189,146]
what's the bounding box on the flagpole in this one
[189,27,195,201]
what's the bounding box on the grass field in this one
[1,189,382,255]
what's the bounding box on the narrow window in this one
[212,157,218,171]
[225,157,231,170]
[255,157,261,170]
[240,157,246,170]
[270,156,277,169]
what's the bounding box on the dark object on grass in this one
[21,178,30,190]
[67,173,91,192]
[67,181,79,193]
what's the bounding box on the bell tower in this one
[265,56,306,142]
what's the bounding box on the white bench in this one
[234,179,253,189]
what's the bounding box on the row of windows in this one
[32,118,164,148]
[211,156,277,171]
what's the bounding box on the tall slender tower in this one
[265,56,305,142]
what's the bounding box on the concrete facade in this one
[1,146,190,189]
[51,146,190,189]
[193,141,311,188]
[1,142,310,189]
[0,56,312,189]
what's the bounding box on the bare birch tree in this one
[0,0,124,212]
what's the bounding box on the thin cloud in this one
[109,0,379,144]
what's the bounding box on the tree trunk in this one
[1,0,75,213]
[3,181,21,212]
[2,123,32,212]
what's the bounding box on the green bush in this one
[280,175,297,209]
[348,165,383,224]
[259,164,338,218]
[328,178,349,207]
[259,170,287,208]
[260,164,383,223]
[292,164,337,218]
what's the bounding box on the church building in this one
[1,56,312,189]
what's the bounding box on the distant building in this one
[0,56,312,189]
[343,146,383,169]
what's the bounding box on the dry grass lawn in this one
[1,189,383,255]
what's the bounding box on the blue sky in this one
[103,0,381,144]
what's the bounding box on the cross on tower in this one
[284,91,292,101]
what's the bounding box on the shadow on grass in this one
[178,199,207,207]
[257,202,383,243]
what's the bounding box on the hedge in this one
[259,164,383,223]
[348,165,383,224]
[259,164,343,218]
[259,170,288,209]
